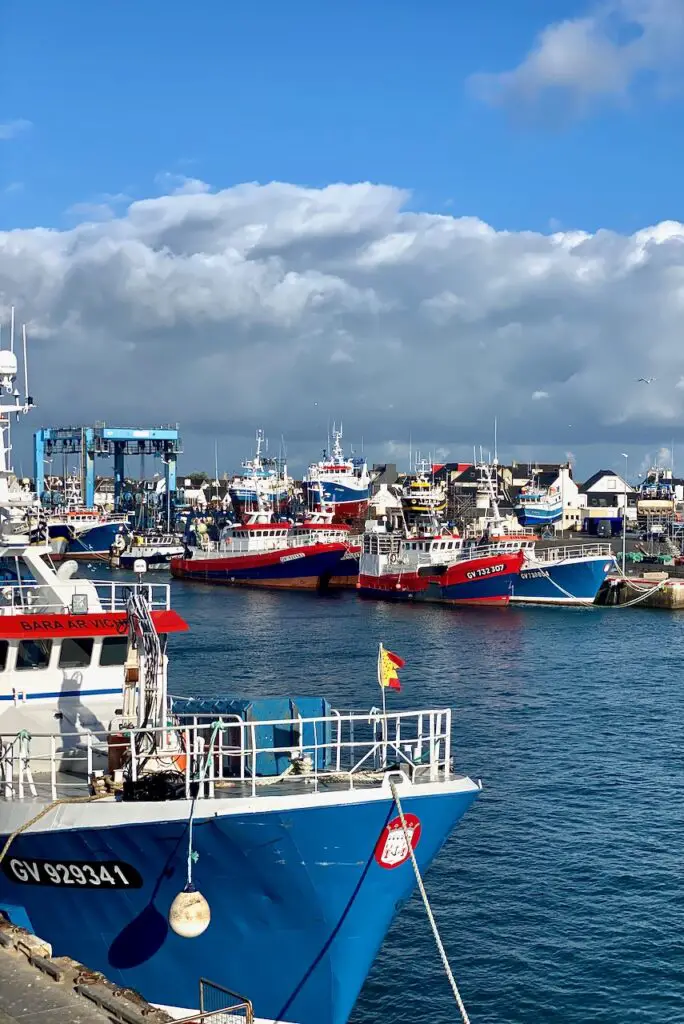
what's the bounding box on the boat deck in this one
[1,708,458,805]
[16,764,463,805]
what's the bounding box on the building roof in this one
[579,469,634,493]
[512,462,568,474]
[370,463,399,486]
[450,465,483,485]
[536,471,559,489]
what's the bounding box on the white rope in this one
[526,559,669,610]
[186,800,196,887]
[185,719,226,887]
[606,565,670,608]
[517,563,600,610]
[610,577,669,608]
[536,566,597,608]
[389,780,471,1024]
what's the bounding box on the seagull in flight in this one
[637,377,656,384]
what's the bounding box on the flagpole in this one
[378,642,387,718]
[378,642,387,767]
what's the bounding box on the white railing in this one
[387,542,514,571]
[0,707,453,802]
[0,580,170,615]
[532,543,614,563]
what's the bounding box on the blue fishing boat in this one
[479,464,616,605]
[509,543,615,604]
[514,485,563,526]
[38,475,130,558]
[228,429,290,515]
[0,704,477,1024]
[303,426,370,522]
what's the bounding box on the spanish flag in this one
[377,643,405,691]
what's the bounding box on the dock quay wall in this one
[0,917,174,1024]
[598,573,684,609]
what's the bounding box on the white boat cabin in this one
[0,575,183,759]
[126,534,184,555]
[292,523,350,544]
[217,522,291,554]
[361,521,465,576]
[192,510,351,558]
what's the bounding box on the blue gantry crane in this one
[34,424,182,509]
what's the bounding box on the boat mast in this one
[0,316,33,529]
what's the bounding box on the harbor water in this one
[165,582,684,1024]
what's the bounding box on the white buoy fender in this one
[168,886,211,938]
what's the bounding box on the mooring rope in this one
[0,794,110,866]
[609,565,671,608]
[389,780,471,1024]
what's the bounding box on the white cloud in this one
[66,202,116,222]
[657,445,672,466]
[66,192,133,221]
[0,119,32,141]
[532,390,550,401]
[2,178,684,470]
[154,171,212,196]
[471,0,684,115]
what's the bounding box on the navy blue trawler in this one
[0,325,480,1024]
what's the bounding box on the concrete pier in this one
[597,573,684,609]
[0,919,173,1024]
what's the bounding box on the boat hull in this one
[401,499,447,517]
[170,544,351,590]
[119,553,178,571]
[0,783,479,1024]
[327,548,361,588]
[510,554,616,605]
[514,504,562,527]
[358,552,523,605]
[302,482,369,522]
[49,522,129,559]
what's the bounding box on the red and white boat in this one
[171,510,360,590]
[358,516,523,605]
[0,348,187,760]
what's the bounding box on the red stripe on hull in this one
[0,609,188,639]
[357,577,512,606]
[357,551,523,606]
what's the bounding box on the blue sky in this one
[2,0,684,479]
[2,0,683,236]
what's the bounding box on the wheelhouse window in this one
[59,637,94,669]
[0,640,8,671]
[16,639,52,670]
[100,636,128,667]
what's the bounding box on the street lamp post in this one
[621,453,628,570]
